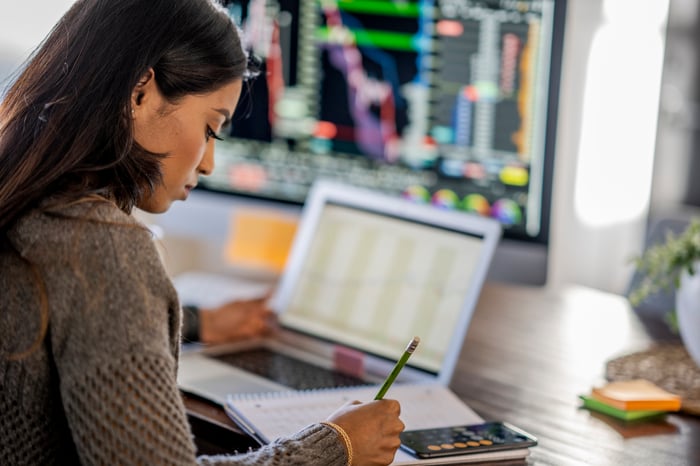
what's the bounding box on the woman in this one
[0,1,404,464]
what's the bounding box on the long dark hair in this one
[0,0,251,359]
[0,0,249,238]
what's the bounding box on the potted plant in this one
[629,218,700,367]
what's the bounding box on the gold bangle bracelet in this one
[321,421,353,466]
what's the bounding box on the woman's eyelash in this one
[206,126,224,141]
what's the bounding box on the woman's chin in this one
[136,197,174,214]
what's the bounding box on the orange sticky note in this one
[591,379,682,412]
[224,209,298,274]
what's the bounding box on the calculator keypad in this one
[400,423,533,454]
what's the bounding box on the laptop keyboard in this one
[211,348,370,390]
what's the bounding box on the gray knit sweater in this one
[0,199,346,465]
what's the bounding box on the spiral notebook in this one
[224,384,531,465]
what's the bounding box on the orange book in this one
[591,379,681,412]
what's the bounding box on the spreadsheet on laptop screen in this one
[279,203,487,374]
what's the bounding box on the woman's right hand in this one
[327,399,404,466]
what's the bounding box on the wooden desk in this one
[184,283,700,465]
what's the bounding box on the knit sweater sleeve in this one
[19,202,346,465]
[60,350,346,466]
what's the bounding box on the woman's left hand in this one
[198,294,277,344]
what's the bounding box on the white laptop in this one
[177,180,502,404]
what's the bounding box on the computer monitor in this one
[199,0,567,286]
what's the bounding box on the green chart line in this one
[317,27,417,52]
[330,0,421,17]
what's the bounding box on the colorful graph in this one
[431,189,459,210]
[402,185,431,204]
[316,0,428,162]
[462,194,491,217]
[491,199,523,225]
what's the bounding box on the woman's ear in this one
[131,68,156,117]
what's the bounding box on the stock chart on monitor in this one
[208,0,565,243]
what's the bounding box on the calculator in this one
[399,421,538,458]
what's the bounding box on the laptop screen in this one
[276,183,501,377]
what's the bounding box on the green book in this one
[578,395,667,421]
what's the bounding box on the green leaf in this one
[628,218,700,307]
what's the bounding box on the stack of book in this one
[579,379,682,421]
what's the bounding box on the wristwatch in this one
[181,304,200,342]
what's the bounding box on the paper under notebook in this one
[224,384,531,465]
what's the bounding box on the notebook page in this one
[226,384,530,465]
